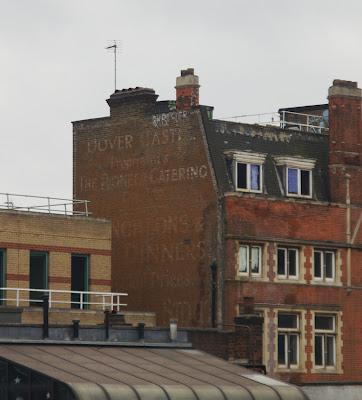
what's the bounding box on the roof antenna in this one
[106,40,120,92]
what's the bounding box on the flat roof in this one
[0,344,307,400]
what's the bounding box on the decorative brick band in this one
[6,273,29,282]
[0,242,111,256]
[90,279,112,286]
[5,275,110,286]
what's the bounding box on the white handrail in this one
[0,193,91,217]
[217,110,328,134]
[0,287,128,310]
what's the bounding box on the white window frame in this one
[274,156,316,199]
[314,314,337,369]
[238,245,262,277]
[230,151,266,194]
[277,313,300,369]
[235,162,263,193]
[313,250,335,282]
[286,167,312,198]
[277,247,299,279]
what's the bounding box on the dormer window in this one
[287,167,312,197]
[231,151,266,193]
[274,156,316,199]
[236,163,261,191]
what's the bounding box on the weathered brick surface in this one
[73,99,218,327]
[328,84,362,205]
[72,78,362,384]
[188,318,263,365]
[223,194,362,383]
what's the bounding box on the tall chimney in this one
[328,79,362,204]
[175,68,200,110]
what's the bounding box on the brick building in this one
[0,194,122,325]
[73,71,362,383]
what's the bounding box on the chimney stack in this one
[328,79,362,204]
[175,68,200,110]
[106,87,158,118]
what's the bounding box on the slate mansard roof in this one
[200,108,330,202]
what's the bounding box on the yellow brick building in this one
[0,195,117,324]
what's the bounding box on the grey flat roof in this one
[0,344,308,400]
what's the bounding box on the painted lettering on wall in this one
[113,214,204,239]
[79,164,208,193]
[123,241,206,263]
[87,135,133,153]
[149,165,208,184]
[152,110,195,128]
[80,176,98,192]
[109,154,169,170]
[140,129,196,147]
[146,269,198,289]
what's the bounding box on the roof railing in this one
[0,193,90,217]
[0,287,128,311]
[218,110,329,134]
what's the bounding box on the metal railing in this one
[280,110,328,133]
[218,110,329,134]
[0,287,128,311]
[220,112,280,126]
[0,193,90,216]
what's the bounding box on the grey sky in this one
[1,0,362,199]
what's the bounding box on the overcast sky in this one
[1,0,362,199]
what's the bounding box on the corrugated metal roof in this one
[0,345,308,400]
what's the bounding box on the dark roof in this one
[278,104,328,113]
[0,345,307,400]
[201,108,330,202]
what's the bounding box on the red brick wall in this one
[73,99,218,327]
[328,84,362,205]
[176,86,199,110]
[223,194,362,383]
[225,195,360,243]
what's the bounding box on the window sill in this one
[235,188,263,194]
[276,276,300,282]
[234,275,267,282]
[310,281,341,287]
[276,366,304,373]
[286,194,312,199]
[311,367,342,374]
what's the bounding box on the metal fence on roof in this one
[0,192,90,217]
[218,110,329,134]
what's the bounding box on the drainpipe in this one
[346,174,352,291]
[210,261,217,328]
[42,295,49,339]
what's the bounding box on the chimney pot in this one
[181,68,194,77]
[328,79,361,99]
[333,79,357,89]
